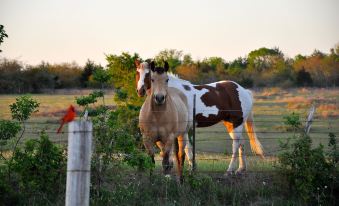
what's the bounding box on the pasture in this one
[0,87,338,205]
[0,87,337,162]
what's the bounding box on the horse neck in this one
[168,74,193,89]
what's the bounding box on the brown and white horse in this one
[136,60,264,175]
[139,62,189,182]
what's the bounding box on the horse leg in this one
[184,133,193,170]
[157,140,174,170]
[162,136,174,176]
[224,122,243,175]
[156,141,164,156]
[142,136,155,177]
[236,137,247,175]
[176,135,185,183]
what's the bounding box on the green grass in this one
[0,88,338,156]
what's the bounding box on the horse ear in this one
[135,59,140,68]
[164,61,169,72]
[150,61,155,72]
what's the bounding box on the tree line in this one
[0,45,338,93]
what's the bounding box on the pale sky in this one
[1,0,338,66]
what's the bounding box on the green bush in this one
[9,132,66,203]
[0,120,21,141]
[9,95,40,122]
[278,133,338,204]
[283,112,301,132]
[0,133,67,205]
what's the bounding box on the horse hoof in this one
[235,169,246,176]
[224,171,234,176]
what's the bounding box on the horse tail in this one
[245,109,265,159]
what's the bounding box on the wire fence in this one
[2,107,338,172]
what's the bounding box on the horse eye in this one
[151,79,154,82]
[166,79,169,83]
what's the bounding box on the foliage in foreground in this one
[90,171,292,206]
[0,96,66,205]
[0,133,66,205]
[279,112,339,205]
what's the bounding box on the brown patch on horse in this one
[194,81,243,128]
[144,72,151,90]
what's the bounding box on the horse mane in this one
[167,72,192,85]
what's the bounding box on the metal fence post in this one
[65,120,92,206]
[192,94,196,171]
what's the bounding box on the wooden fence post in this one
[305,105,316,135]
[65,120,92,206]
[192,94,196,171]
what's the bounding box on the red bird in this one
[57,105,76,134]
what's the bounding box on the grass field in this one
[0,87,338,172]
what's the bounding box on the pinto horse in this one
[135,60,264,175]
[139,61,189,182]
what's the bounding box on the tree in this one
[0,25,8,52]
[154,49,182,71]
[106,52,141,106]
[176,64,199,83]
[247,47,283,72]
[296,68,313,87]
[80,59,96,88]
[228,57,248,70]
[202,57,225,71]
[182,54,193,65]
[92,67,111,90]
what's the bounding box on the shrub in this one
[283,112,301,132]
[6,132,66,204]
[278,133,338,204]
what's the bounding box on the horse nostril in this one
[156,95,164,103]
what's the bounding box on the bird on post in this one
[57,105,76,134]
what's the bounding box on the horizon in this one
[1,0,338,66]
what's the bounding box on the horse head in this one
[150,61,169,105]
[135,59,151,97]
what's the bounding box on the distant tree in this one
[0,25,8,52]
[154,49,182,71]
[296,68,313,87]
[182,54,193,65]
[248,47,283,72]
[202,57,225,71]
[23,64,55,92]
[176,64,199,83]
[47,62,82,88]
[80,60,96,88]
[0,59,23,93]
[92,67,111,90]
[228,57,248,70]
[294,54,306,62]
[311,49,325,58]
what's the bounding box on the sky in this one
[1,0,338,66]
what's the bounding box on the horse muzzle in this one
[154,94,166,105]
[137,86,146,97]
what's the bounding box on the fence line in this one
[21,130,339,135]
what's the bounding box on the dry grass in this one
[317,104,339,118]
[0,93,115,120]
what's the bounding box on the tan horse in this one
[139,61,189,182]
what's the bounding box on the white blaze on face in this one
[137,63,150,91]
